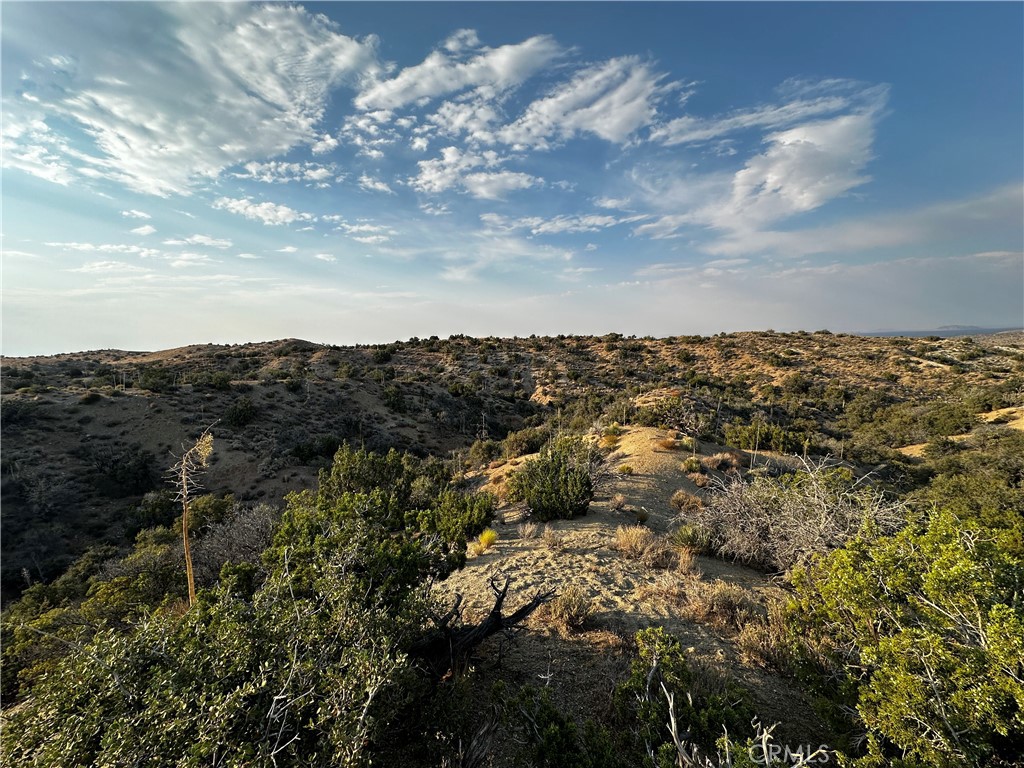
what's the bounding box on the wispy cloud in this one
[5,3,380,195]
[498,57,673,149]
[121,209,151,219]
[358,174,395,194]
[130,224,156,236]
[163,234,232,249]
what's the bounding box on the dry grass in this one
[610,493,627,511]
[470,527,499,555]
[687,471,710,488]
[541,524,568,551]
[615,525,655,558]
[614,525,675,569]
[518,521,539,539]
[670,489,703,514]
[547,584,593,633]
[736,600,796,671]
[674,545,697,574]
[658,437,680,451]
[685,578,754,630]
[617,464,635,475]
[701,452,739,472]
[600,434,621,449]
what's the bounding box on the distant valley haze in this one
[2,2,1022,357]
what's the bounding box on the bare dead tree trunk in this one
[410,577,553,679]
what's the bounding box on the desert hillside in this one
[3,330,1023,768]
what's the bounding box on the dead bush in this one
[610,493,627,510]
[701,452,738,472]
[541,524,568,551]
[518,521,539,539]
[670,489,703,514]
[687,471,710,488]
[688,458,907,572]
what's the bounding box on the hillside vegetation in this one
[2,330,1023,767]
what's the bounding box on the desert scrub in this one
[548,584,593,633]
[610,493,627,511]
[616,464,635,475]
[680,455,702,473]
[687,471,710,488]
[615,525,655,558]
[517,521,538,539]
[701,452,738,472]
[541,524,567,551]
[505,437,598,521]
[472,527,499,555]
[670,489,703,514]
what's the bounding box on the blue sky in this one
[2,2,1022,355]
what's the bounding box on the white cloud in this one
[0,114,77,185]
[703,184,1024,258]
[46,241,161,258]
[234,160,338,186]
[163,234,232,249]
[498,57,672,149]
[652,80,887,146]
[358,174,395,194]
[594,197,632,210]
[482,212,643,235]
[5,3,380,195]
[410,145,542,199]
[121,209,151,219]
[68,260,151,273]
[276,246,298,253]
[310,133,339,154]
[314,253,336,262]
[131,224,156,236]
[213,196,315,226]
[355,33,563,111]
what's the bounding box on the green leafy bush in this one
[506,437,598,521]
[791,510,1024,766]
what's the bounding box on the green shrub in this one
[506,437,598,522]
[791,509,1024,766]
[224,395,256,427]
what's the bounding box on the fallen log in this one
[410,577,553,679]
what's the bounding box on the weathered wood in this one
[410,577,553,678]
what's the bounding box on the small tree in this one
[170,429,214,607]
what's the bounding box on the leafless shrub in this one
[541,524,568,551]
[688,471,710,488]
[611,492,627,510]
[518,521,539,539]
[686,458,907,572]
[191,503,278,586]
